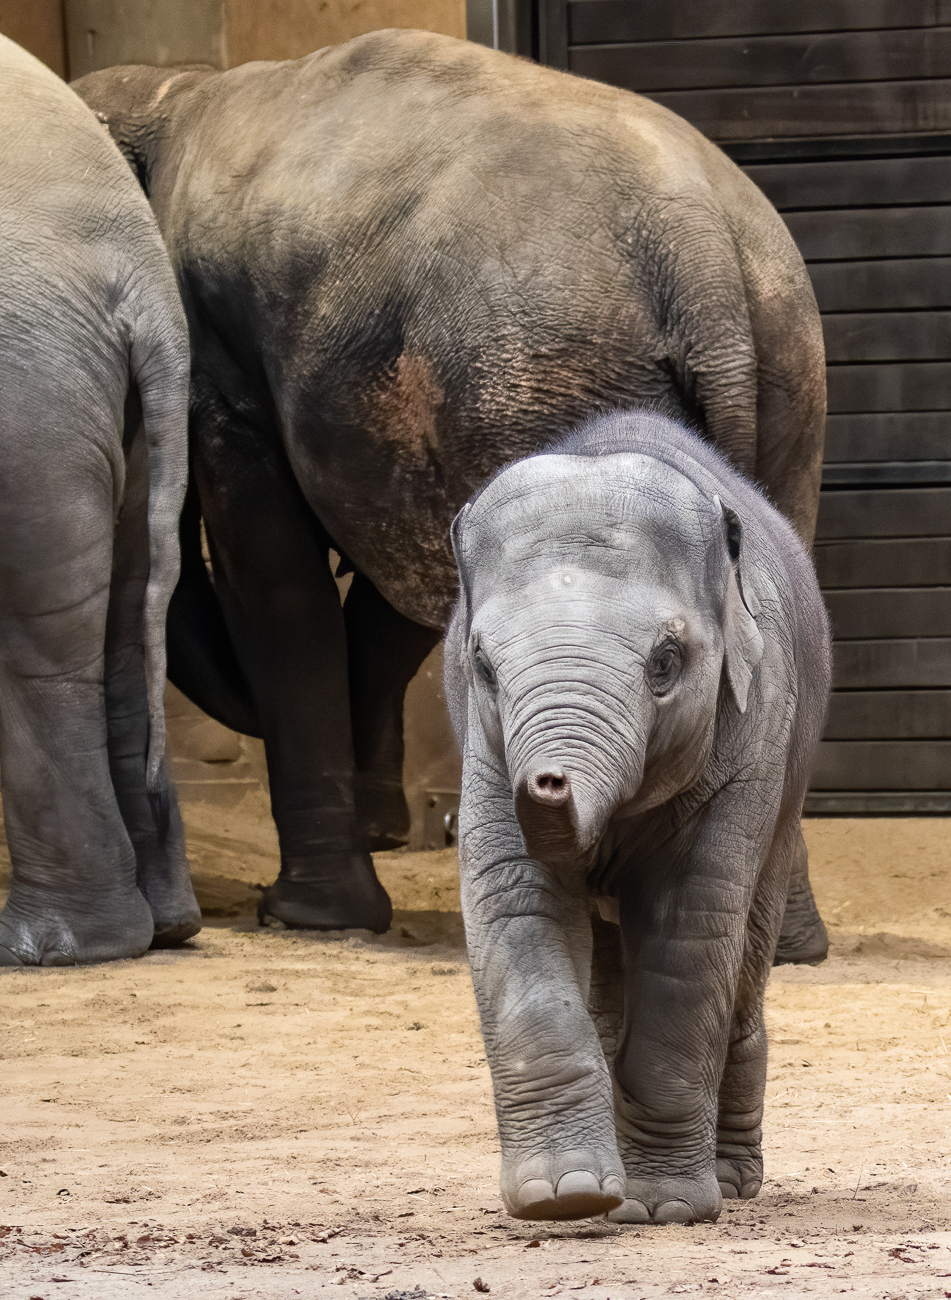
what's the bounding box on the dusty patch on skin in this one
[367,351,444,469]
[152,75,183,106]
[323,349,459,628]
[2,810,951,1296]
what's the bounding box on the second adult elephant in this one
[75,29,827,956]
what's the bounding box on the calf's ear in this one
[450,503,474,657]
[716,498,764,713]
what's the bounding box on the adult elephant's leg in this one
[0,457,154,965]
[194,420,391,932]
[460,766,625,1221]
[774,825,828,965]
[344,572,441,850]
[105,412,201,946]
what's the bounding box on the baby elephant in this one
[445,410,830,1225]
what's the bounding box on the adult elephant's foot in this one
[502,1150,625,1221]
[774,885,828,966]
[607,1174,722,1225]
[258,851,393,932]
[0,885,154,967]
[716,1149,762,1200]
[354,773,410,853]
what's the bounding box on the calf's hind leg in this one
[775,826,828,965]
[716,814,799,1200]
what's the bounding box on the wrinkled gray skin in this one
[73,30,826,954]
[444,410,831,1225]
[0,36,197,967]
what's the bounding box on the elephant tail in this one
[166,473,264,739]
[130,290,190,823]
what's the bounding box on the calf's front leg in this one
[459,761,624,1221]
[610,803,770,1225]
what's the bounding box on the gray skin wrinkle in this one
[0,35,195,967]
[444,409,830,1226]
[71,29,827,947]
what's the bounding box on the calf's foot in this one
[503,1149,625,1221]
[134,822,202,948]
[0,883,154,966]
[141,869,202,948]
[774,831,828,966]
[258,850,392,932]
[716,1147,762,1200]
[608,1173,722,1225]
[773,890,828,966]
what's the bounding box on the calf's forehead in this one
[463,454,716,563]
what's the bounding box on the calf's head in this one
[452,451,762,864]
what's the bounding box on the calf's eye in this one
[647,640,682,696]
[473,647,496,689]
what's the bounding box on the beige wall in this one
[223,0,465,66]
[66,0,224,78]
[0,0,66,75]
[64,0,465,78]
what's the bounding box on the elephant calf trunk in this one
[526,764,572,808]
[514,763,583,862]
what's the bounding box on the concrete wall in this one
[64,0,465,77]
[65,0,224,77]
[0,0,67,75]
[223,0,465,66]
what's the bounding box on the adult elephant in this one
[74,29,828,957]
[0,35,196,965]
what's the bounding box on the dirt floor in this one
[3,799,951,1298]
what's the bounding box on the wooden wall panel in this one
[810,260,951,314]
[824,413,951,463]
[827,363,951,414]
[811,740,951,790]
[785,207,951,261]
[822,313,951,364]
[815,539,951,588]
[817,488,951,539]
[570,29,951,95]
[568,0,951,45]
[746,156,951,210]
[623,81,951,141]
[831,639,951,689]
[223,0,465,67]
[824,589,951,640]
[65,0,466,77]
[0,0,65,76]
[826,690,951,739]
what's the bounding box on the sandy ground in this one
[3,800,951,1298]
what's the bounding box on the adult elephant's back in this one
[79,30,824,632]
